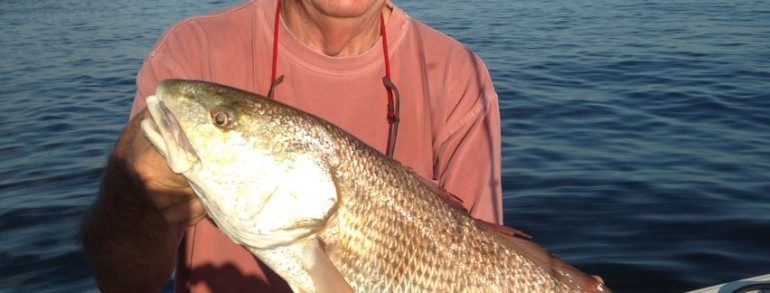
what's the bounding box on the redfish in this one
[141,79,610,293]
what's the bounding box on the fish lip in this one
[160,99,198,156]
[146,94,200,174]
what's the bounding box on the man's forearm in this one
[80,120,179,293]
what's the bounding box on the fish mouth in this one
[141,94,200,174]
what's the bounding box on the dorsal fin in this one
[411,170,610,292]
[477,220,610,292]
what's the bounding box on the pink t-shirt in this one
[130,0,502,291]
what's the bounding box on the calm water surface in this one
[1,0,768,292]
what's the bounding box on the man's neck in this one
[281,0,391,57]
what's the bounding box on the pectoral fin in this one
[300,238,354,293]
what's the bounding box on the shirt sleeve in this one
[434,53,504,225]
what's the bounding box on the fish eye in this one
[211,107,235,128]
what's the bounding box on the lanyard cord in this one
[380,10,400,159]
[267,1,400,158]
[267,0,283,99]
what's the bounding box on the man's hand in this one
[80,109,204,292]
[128,110,205,226]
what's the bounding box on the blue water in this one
[1,0,768,292]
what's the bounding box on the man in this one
[81,0,503,292]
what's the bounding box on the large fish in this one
[141,79,610,293]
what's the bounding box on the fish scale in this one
[142,79,610,293]
[322,146,525,292]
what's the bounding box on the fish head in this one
[142,79,341,249]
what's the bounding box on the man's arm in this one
[434,51,503,224]
[80,112,204,292]
[437,97,503,224]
